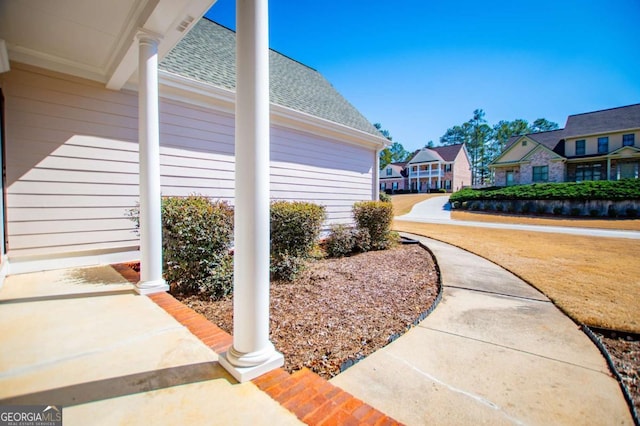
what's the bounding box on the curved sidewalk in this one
[397,196,640,239]
[331,234,633,425]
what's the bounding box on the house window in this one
[444,164,452,172]
[532,166,548,182]
[597,137,608,154]
[380,182,386,190]
[392,182,398,191]
[575,140,585,156]
[575,164,602,182]
[445,180,451,190]
[386,168,392,176]
[623,134,635,147]
[522,140,527,146]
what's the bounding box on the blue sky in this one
[205,0,640,152]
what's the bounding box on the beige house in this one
[379,161,408,192]
[405,144,471,193]
[491,104,640,186]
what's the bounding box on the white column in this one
[437,162,442,189]
[136,31,168,295]
[219,0,283,383]
[417,165,421,192]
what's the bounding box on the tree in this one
[425,140,435,148]
[375,123,410,169]
[530,118,559,133]
[493,119,530,153]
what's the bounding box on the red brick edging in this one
[113,264,402,425]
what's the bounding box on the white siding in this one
[2,64,374,259]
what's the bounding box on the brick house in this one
[491,104,640,186]
[379,162,408,193]
[404,144,471,193]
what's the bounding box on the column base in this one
[218,349,284,383]
[135,279,169,295]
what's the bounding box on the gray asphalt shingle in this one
[160,18,380,136]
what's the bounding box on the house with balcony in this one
[491,104,640,186]
[379,161,408,193]
[405,144,471,193]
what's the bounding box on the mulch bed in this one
[594,331,640,416]
[180,244,439,379]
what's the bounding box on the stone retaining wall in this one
[460,199,640,217]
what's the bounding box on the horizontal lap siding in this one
[3,65,374,258]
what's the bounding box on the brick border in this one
[112,264,402,426]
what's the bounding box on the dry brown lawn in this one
[393,220,640,333]
[390,193,446,216]
[452,210,640,231]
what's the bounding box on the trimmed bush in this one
[128,196,235,299]
[270,201,326,280]
[353,227,372,253]
[353,201,393,250]
[379,192,392,203]
[325,224,356,258]
[438,188,447,193]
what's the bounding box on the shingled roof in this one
[563,103,640,138]
[505,129,566,155]
[160,18,381,136]
[430,144,465,162]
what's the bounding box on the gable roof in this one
[430,144,465,162]
[407,148,444,164]
[505,129,565,154]
[563,103,640,138]
[160,18,381,136]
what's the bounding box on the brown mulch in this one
[595,332,640,416]
[181,244,439,379]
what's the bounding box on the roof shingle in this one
[160,18,381,136]
[563,104,640,138]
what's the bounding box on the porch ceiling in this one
[0,0,216,89]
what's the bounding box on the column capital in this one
[136,28,163,45]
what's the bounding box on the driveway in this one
[396,195,640,239]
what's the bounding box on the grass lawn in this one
[451,210,640,231]
[393,219,640,333]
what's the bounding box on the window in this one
[380,182,386,190]
[392,182,398,191]
[386,167,392,176]
[575,164,602,182]
[444,164,452,172]
[522,140,527,146]
[597,137,608,154]
[575,140,585,156]
[623,134,635,147]
[445,180,451,190]
[532,166,548,182]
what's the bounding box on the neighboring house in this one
[0,11,386,276]
[379,162,408,192]
[404,144,471,193]
[491,104,640,186]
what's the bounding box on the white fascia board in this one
[107,0,217,90]
[156,70,388,151]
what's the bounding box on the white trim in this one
[157,70,388,150]
[0,40,10,74]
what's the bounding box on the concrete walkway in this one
[397,196,640,239]
[0,267,302,425]
[331,234,633,425]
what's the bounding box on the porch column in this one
[607,157,611,180]
[136,31,168,295]
[219,0,283,383]
[437,162,442,189]
[417,165,421,192]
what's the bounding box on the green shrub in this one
[553,206,563,215]
[449,179,640,204]
[589,209,600,217]
[353,227,372,253]
[159,196,234,299]
[325,224,356,258]
[607,205,618,218]
[353,201,393,250]
[626,207,638,218]
[570,207,581,217]
[379,192,392,203]
[270,201,326,280]
[438,188,447,193]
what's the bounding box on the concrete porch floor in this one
[0,266,302,425]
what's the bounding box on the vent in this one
[176,16,194,32]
